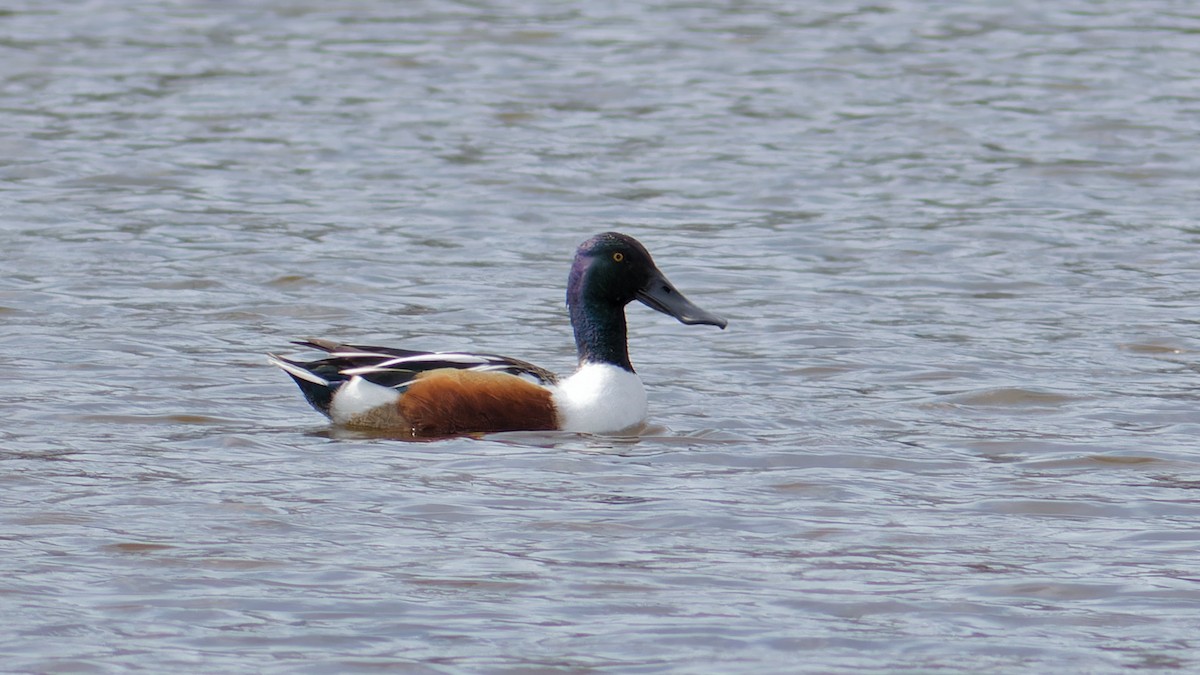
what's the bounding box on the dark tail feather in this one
[267,354,336,417]
[287,372,335,416]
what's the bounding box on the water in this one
[3,1,1200,671]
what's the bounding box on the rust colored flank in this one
[397,368,558,437]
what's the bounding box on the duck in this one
[267,232,727,437]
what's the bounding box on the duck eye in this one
[612,252,624,262]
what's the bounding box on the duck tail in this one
[266,353,336,416]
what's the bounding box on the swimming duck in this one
[267,232,726,437]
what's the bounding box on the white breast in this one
[550,362,648,434]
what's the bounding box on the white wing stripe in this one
[266,354,329,386]
[341,362,514,377]
[340,366,413,376]
[390,353,492,365]
[344,353,496,369]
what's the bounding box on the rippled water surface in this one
[4,1,1200,672]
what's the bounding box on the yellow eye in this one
[612,252,624,262]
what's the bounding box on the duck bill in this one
[636,270,727,329]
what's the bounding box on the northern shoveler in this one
[267,232,727,437]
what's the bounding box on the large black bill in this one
[635,270,727,329]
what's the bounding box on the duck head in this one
[566,232,726,370]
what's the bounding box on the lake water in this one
[3,1,1200,672]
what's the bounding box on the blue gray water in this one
[3,1,1200,672]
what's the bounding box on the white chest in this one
[550,362,648,434]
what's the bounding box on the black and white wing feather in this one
[267,338,559,416]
